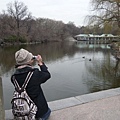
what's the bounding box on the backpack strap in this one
[22,71,34,89]
[12,71,34,92]
[12,76,21,91]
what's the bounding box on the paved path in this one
[49,95,120,120]
[5,88,120,120]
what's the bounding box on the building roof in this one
[75,34,118,38]
[100,34,114,37]
[75,34,89,37]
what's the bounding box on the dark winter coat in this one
[11,64,51,118]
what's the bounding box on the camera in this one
[32,56,37,60]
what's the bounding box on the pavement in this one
[49,95,120,120]
[5,87,120,120]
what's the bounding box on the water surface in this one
[1,41,120,110]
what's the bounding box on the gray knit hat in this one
[15,48,33,65]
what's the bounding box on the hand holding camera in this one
[33,55,43,66]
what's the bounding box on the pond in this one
[1,41,120,110]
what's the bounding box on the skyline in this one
[0,0,91,26]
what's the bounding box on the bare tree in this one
[0,12,16,39]
[66,22,80,36]
[0,1,80,44]
[87,0,120,28]
[7,0,31,42]
[33,18,69,42]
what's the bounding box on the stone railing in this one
[0,77,5,120]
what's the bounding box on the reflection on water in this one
[1,41,120,110]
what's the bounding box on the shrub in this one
[4,35,26,43]
[19,36,26,43]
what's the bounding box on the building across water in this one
[74,34,120,44]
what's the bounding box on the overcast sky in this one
[0,0,91,26]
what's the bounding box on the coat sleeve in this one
[37,63,51,84]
